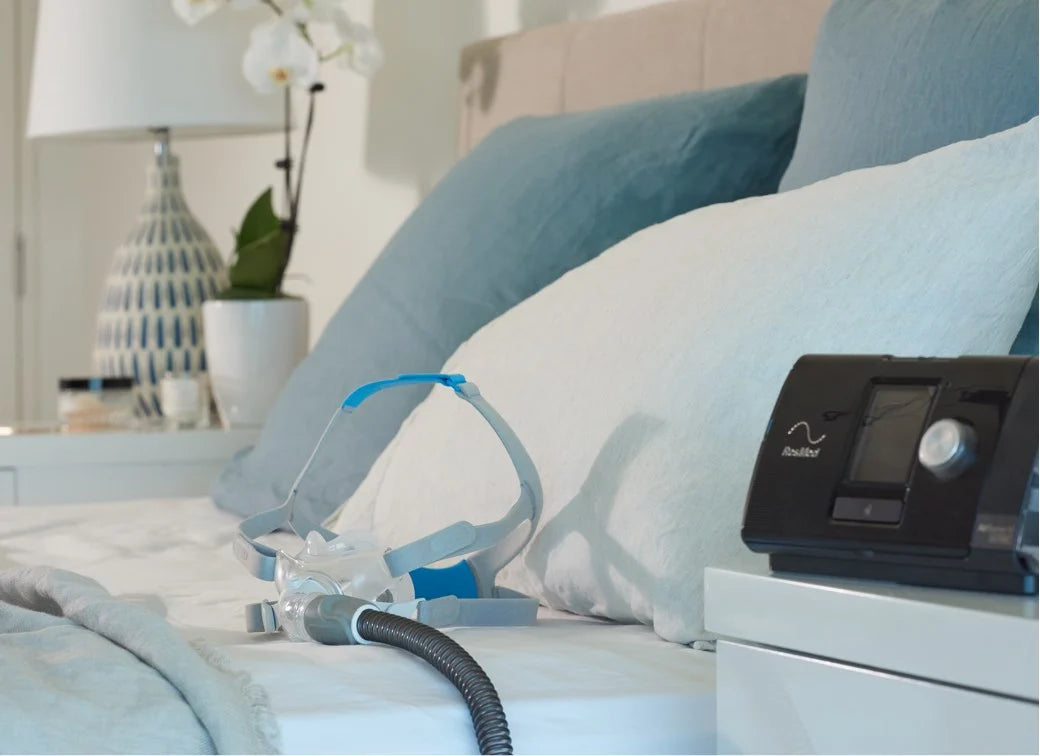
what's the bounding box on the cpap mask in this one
[234,373,543,637]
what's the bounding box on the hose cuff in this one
[302,594,378,645]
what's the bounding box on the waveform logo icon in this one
[787,420,826,445]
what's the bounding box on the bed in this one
[21,1,1013,754]
[0,497,718,754]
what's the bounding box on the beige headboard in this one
[458,0,830,155]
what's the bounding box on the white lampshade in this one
[27,0,283,140]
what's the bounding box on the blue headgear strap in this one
[234,374,543,607]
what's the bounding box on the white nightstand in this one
[704,566,1039,755]
[0,425,258,505]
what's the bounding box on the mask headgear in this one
[234,374,543,634]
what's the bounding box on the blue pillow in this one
[213,74,808,519]
[777,0,1039,354]
[1011,292,1039,356]
[780,0,1039,192]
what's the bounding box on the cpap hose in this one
[302,595,512,755]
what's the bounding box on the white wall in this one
[0,1,20,422]
[16,0,664,422]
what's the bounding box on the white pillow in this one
[335,119,1039,644]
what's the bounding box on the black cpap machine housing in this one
[742,355,1038,594]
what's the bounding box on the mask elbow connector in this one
[301,594,378,645]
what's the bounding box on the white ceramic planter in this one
[201,298,308,428]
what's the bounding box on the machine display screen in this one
[848,385,935,484]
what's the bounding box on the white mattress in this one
[0,498,716,754]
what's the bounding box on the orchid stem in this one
[283,88,293,213]
[259,0,283,16]
[279,87,295,289]
[290,84,322,232]
[319,43,350,63]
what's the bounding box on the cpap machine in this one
[743,355,1038,594]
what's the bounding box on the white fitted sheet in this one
[0,498,715,753]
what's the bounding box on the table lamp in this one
[26,0,282,418]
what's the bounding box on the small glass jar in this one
[57,377,135,432]
[159,373,211,430]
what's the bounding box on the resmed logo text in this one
[781,420,826,459]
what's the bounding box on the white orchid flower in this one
[338,20,384,76]
[285,0,383,77]
[242,20,320,93]
[320,6,383,76]
[171,0,223,25]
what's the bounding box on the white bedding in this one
[0,498,716,754]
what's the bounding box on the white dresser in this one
[705,566,1039,754]
[0,425,258,505]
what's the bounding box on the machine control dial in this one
[918,419,976,480]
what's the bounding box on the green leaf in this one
[227,227,290,295]
[235,187,281,252]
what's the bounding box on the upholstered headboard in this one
[458,0,830,155]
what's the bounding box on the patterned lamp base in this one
[94,135,227,417]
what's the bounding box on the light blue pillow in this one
[213,74,809,519]
[777,0,1039,353]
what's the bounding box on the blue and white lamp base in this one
[94,130,226,417]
